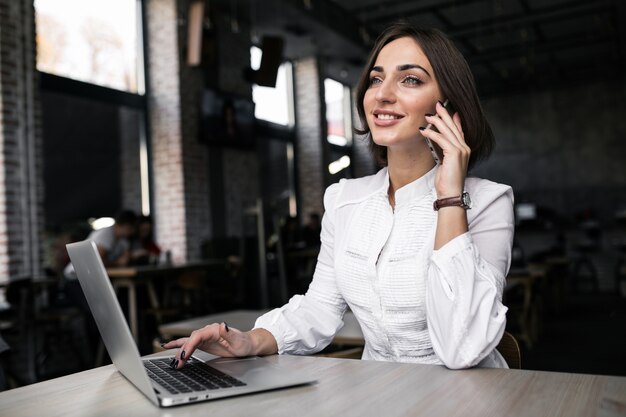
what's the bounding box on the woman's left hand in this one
[421,101,470,198]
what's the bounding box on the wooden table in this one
[107,260,228,342]
[1,351,625,417]
[159,309,365,346]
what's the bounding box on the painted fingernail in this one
[224,322,230,332]
[438,100,444,107]
[169,358,176,367]
[180,350,186,360]
[173,359,179,369]
[425,113,435,117]
[419,127,426,131]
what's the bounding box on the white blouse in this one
[255,166,514,369]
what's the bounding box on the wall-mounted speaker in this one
[255,36,284,87]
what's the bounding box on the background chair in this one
[496,331,521,369]
[1,277,87,385]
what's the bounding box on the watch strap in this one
[433,192,471,211]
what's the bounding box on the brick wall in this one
[293,65,376,220]
[0,0,43,282]
[177,0,212,259]
[294,57,325,219]
[145,0,188,263]
[146,0,257,258]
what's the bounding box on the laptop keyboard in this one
[144,358,247,394]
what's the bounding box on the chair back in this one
[496,331,521,369]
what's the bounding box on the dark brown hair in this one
[354,23,494,170]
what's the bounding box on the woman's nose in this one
[375,79,396,103]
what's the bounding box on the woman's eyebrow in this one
[397,64,431,77]
[370,64,431,78]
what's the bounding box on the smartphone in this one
[422,99,451,165]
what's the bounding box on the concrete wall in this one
[474,81,626,223]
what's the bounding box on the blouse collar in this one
[382,165,437,206]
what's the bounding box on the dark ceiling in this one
[229,0,625,96]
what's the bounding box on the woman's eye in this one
[369,77,382,86]
[403,76,423,86]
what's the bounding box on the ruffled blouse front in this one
[255,167,514,369]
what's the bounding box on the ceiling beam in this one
[363,0,484,25]
[476,54,623,98]
[518,0,546,43]
[429,5,501,82]
[466,33,614,66]
[39,72,146,108]
[350,0,420,15]
[283,0,375,48]
[447,0,612,39]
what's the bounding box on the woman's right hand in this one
[162,322,256,369]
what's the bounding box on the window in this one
[250,46,294,126]
[324,78,353,179]
[35,0,144,93]
[324,78,352,146]
[36,0,151,227]
[250,46,297,217]
[41,94,150,225]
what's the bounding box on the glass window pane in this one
[35,0,142,93]
[325,78,352,146]
[251,46,292,126]
[42,91,147,228]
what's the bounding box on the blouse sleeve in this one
[254,182,348,355]
[426,181,514,369]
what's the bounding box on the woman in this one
[130,215,162,265]
[164,23,514,369]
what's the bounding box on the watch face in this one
[462,192,472,208]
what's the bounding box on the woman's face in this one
[363,36,442,151]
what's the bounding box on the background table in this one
[1,351,625,417]
[158,309,365,346]
[107,260,228,341]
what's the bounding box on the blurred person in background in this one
[64,209,138,350]
[130,215,161,265]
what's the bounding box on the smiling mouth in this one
[375,113,403,120]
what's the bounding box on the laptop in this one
[66,240,315,407]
